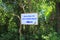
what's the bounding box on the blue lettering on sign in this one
[26,21,33,23]
[22,18,37,20]
[24,15,35,17]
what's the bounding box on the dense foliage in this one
[20,0,56,40]
[0,0,60,40]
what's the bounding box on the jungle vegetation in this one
[0,0,60,40]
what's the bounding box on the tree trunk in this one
[56,2,60,34]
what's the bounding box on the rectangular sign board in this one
[21,13,38,25]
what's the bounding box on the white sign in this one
[21,13,38,25]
